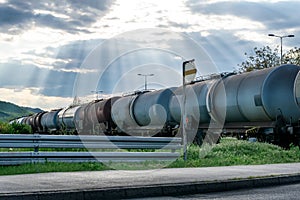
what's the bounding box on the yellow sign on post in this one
[183,59,197,84]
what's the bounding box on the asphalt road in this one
[134,183,300,200]
[1,163,300,199]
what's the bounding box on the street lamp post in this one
[137,73,154,90]
[268,33,295,64]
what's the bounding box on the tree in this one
[238,46,280,72]
[238,46,300,72]
[283,47,300,66]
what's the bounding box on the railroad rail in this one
[0,134,182,165]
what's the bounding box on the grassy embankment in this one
[0,137,300,175]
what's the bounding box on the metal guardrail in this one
[0,134,182,165]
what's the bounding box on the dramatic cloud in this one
[0,39,103,99]
[0,0,115,35]
[0,0,299,110]
[187,1,300,29]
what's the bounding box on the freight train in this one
[11,64,300,147]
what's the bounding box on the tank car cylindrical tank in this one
[111,94,141,134]
[17,117,27,124]
[58,106,81,131]
[26,115,34,128]
[73,105,85,133]
[207,64,300,123]
[40,109,62,132]
[95,96,121,123]
[294,71,300,107]
[111,89,175,136]
[83,101,100,129]
[36,112,47,132]
[77,96,121,134]
[132,88,175,126]
[10,117,26,124]
[169,80,213,124]
[25,112,46,132]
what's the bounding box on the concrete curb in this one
[2,173,300,200]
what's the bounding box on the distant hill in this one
[0,100,43,122]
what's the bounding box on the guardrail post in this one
[31,152,40,164]
[33,134,40,153]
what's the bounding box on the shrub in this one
[0,122,31,134]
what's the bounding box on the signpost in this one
[182,59,197,160]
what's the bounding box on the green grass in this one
[1,137,300,175]
[169,137,300,168]
[0,162,111,176]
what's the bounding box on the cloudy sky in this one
[0,0,299,110]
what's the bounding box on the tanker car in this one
[11,64,300,147]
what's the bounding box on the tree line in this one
[238,46,300,72]
[0,122,31,134]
